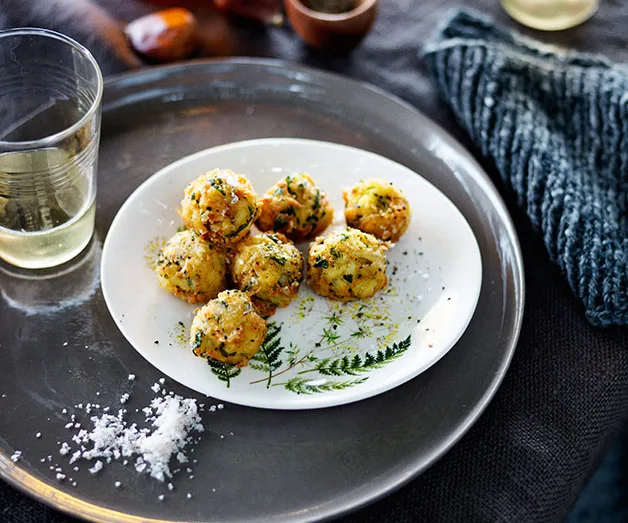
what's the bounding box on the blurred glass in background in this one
[501,0,599,30]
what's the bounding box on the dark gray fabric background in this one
[1,0,628,521]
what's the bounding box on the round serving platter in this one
[0,59,524,523]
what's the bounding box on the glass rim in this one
[0,27,104,150]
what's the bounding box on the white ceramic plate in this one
[101,138,482,409]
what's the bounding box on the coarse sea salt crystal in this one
[128,374,136,381]
[89,461,103,474]
[10,451,21,462]
[57,390,205,483]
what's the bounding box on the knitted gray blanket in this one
[424,10,627,327]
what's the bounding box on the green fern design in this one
[207,358,241,388]
[249,322,284,387]
[280,376,368,395]
[305,335,412,377]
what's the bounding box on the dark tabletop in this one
[1,0,628,522]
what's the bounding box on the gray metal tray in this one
[0,59,524,523]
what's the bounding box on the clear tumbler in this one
[501,0,599,30]
[0,28,103,269]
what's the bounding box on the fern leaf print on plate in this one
[205,313,413,394]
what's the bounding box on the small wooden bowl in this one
[284,0,378,52]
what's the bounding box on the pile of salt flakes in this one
[9,375,223,501]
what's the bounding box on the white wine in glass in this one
[501,0,599,30]
[0,28,102,269]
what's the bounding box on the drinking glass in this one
[0,28,103,269]
[501,0,599,30]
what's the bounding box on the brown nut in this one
[125,8,198,62]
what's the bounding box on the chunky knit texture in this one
[423,10,628,327]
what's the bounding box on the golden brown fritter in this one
[190,290,267,367]
[256,173,333,242]
[179,168,259,247]
[307,227,388,301]
[230,233,304,317]
[156,230,227,304]
[343,179,410,242]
